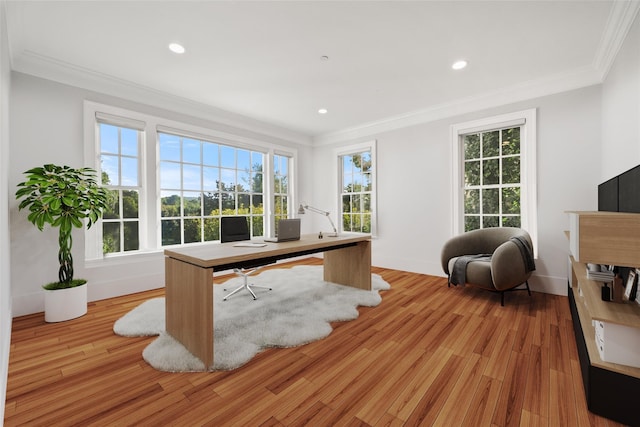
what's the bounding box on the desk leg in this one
[323,240,371,290]
[165,257,214,367]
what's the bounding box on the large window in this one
[97,117,143,254]
[451,109,537,249]
[159,132,265,246]
[84,102,296,260]
[337,141,377,235]
[461,126,521,230]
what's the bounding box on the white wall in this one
[601,11,640,179]
[312,85,603,296]
[0,1,11,422]
[8,72,313,317]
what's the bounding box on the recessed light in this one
[169,43,186,54]
[318,108,328,114]
[452,60,467,70]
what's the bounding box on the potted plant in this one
[15,164,109,322]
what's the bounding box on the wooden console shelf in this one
[566,211,640,426]
[569,257,640,378]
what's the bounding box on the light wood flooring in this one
[5,258,626,426]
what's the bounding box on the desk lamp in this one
[297,203,338,237]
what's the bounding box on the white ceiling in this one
[4,1,639,143]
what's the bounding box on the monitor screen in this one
[618,165,640,213]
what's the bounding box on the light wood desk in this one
[164,234,372,367]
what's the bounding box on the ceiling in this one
[4,1,638,144]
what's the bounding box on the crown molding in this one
[11,50,313,147]
[593,0,640,81]
[313,65,601,146]
[313,2,640,146]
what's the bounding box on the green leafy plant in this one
[15,164,109,289]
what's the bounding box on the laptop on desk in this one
[264,218,301,243]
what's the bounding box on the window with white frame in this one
[273,154,291,234]
[84,101,296,260]
[337,141,377,235]
[451,109,537,250]
[158,132,266,246]
[97,115,143,254]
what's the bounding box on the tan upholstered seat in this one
[441,227,534,305]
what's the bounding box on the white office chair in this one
[220,216,272,301]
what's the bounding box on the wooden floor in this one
[4,258,625,426]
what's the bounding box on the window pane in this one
[482,188,499,214]
[100,124,119,154]
[237,149,250,171]
[502,157,520,184]
[123,221,139,251]
[183,219,201,243]
[361,152,372,173]
[352,194,361,213]
[343,195,351,213]
[182,164,201,190]
[465,216,480,232]
[502,127,520,156]
[162,219,181,245]
[464,189,479,214]
[238,194,250,213]
[252,216,264,237]
[464,161,480,186]
[204,192,219,215]
[159,133,180,161]
[121,157,138,186]
[220,146,235,168]
[464,134,480,159]
[203,217,220,241]
[183,192,201,217]
[220,169,235,190]
[343,155,352,174]
[252,172,263,192]
[251,194,263,214]
[203,167,219,191]
[482,131,499,157]
[238,170,251,192]
[483,216,499,228]
[482,159,499,185]
[102,155,119,186]
[503,216,521,227]
[352,154,362,173]
[342,214,352,231]
[252,152,263,171]
[363,173,372,191]
[343,173,354,192]
[363,194,371,212]
[160,162,180,189]
[122,190,139,218]
[203,142,219,166]
[161,191,181,218]
[362,214,371,233]
[121,128,138,156]
[502,187,521,214]
[183,138,200,164]
[103,222,120,254]
[221,192,235,213]
[103,190,120,219]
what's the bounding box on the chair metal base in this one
[447,275,532,306]
[223,268,272,301]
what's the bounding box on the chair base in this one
[447,275,531,306]
[223,268,272,301]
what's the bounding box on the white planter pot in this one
[44,283,88,322]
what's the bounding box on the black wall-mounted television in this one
[598,164,640,213]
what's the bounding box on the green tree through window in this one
[463,126,521,231]
[340,150,373,233]
[158,132,265,246]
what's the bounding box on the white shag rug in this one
[113,265,390,372]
